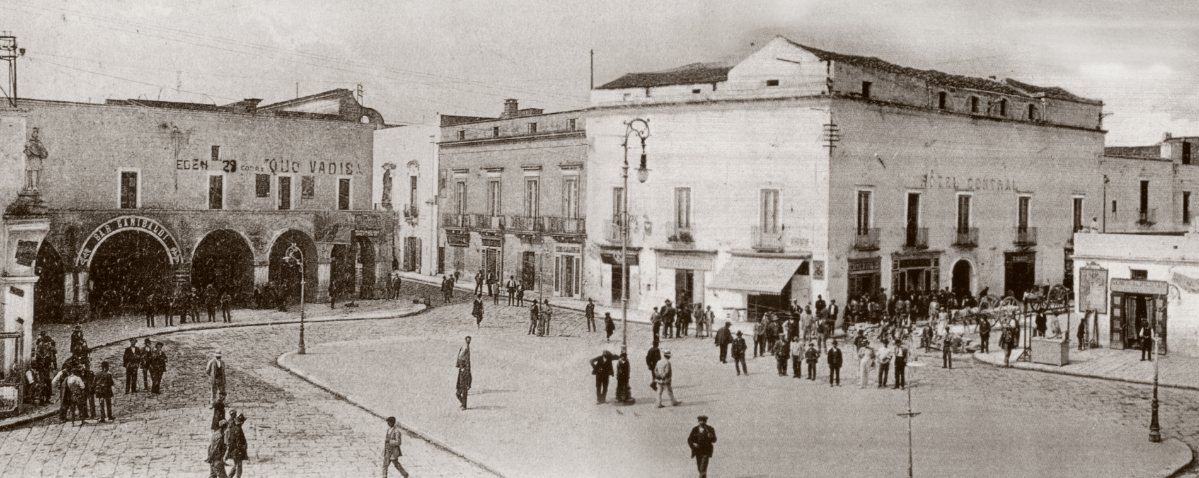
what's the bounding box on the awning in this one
[708,256,805,294]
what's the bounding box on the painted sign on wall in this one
[77,216,183,267]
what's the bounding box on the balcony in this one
[509,215,545,234]
[441,213,470,230]
[903,227,928,250]
[853,228,880,251]
[751,226,784,252]
[953,227,979,248]
[402,205,420,224]
[1138,208,1157,226]
[604,216,626,243]
[667,222,696,249]
[1014,226,1037,246]
[472,214,505,231]
[545,216,586,235]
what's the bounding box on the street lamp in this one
[1150,284,1179,443]
[283,242,307,355]
[620,118,650,353]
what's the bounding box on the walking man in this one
[382,417,410,478]
[207,419,228,478]
[654,350,679,408]
[828,341,843,387]
[472,294,484,328]
[714,322,733,363]
[206,350,226,403]
[732,331,748,376]
[456,336,472,410]
[604,313,616,342]
[894,344,908,389]
[687,415,717,478]
[585,299,596,333]
[645,338,661,391]
[590,350,614,404]
[123,339,139,394]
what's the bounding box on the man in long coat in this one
[456,336,472,410]
[472,295,484,328]
[713,322,733,363]
[687,415,717,478]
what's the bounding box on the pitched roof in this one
[596,63,732,90]
[1105,145,1161,159]
[1003,78,1099,104]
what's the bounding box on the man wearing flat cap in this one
[382,417,409,478]
[687,415,717,478]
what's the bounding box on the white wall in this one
[374,125,440,275]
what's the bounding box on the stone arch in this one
[76,216,182,270]
[268,229,319,302]
[192,229,256,305]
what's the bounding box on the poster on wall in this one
[1079,266,1107,314]
[813,260,825,280]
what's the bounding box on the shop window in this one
[766,79,780,87]
[1131,269,1148,280]
[568,119,576,131]
[1028,104,1038,121]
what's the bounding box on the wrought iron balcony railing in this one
[853,228,880,251]
[1014,226,1037,246]
[953,227,979,248]
[752,226,784,252]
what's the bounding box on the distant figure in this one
[645,338,662,391]
[206,351,226,404]
[585,299,596,332]
[456,336,472,410]
[225,414,248,478]
[220,291,233,323]
[94,361,115,422]
[382,417,410,478]
[654,351,679,408]
[1077,317,1088,351]
[732,331,748,376]
[149,342,167,394]
[714,322,733,363]
[207,419,229,478]
[506,276,517,306]
[614,352,634,404]
[604,313,616,342]
[528,302,539,335]
[687,415,717,478]
[211,395,226,431]
[123,339,140,394]
[472,295,484,328]
[858,341,875,389]
[827,341,843,387]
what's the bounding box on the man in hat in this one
[827,340,843,386]
[207,418,229,478]
[140,338,153,391]
[714,322,733,363]
[732,331,748,376]
[456,336,472,410]
[687,415,717,478]
[225,413,248,478]
[149,342,167,394]
[654,350,679,408]
[206,350,226,404]
[589,350,615,404]
[122,338,140,394]
[645,338,661,391]
[382,417,409,478]
[805,342,821,381]
[472,294,484,329]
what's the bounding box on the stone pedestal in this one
[1,212,50,367]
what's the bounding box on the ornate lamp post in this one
[1150,283,1179,443]
[284,243,307,354]
[620,118,650,353]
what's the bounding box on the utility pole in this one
[0,33,25,107]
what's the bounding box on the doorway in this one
[1004,252,1036,298]
[522,251,537,291]
[952,260,972,299]
[675,269,694,306]
[610,263,624,304]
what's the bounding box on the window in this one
[1027,104,1038,121]
[301,175,315,199]
[937,92,948,109]
[568,119,576,131]
[957,194,972,232]
[692,89,701,94]
[1073,197,1084,232]
[906,193,921,228]
[255,174,270,198]
[457,130,465,141]
[208,174,224,210]
[438,169,447,196]
[1184,142,1192,165]
[766,79,780,87]
[337,178,351,210]
[409,175,418,210]
[1185,192,1192,224]
[528,123,537,134]
[562,177,579,219]
[493,126,499,138]
[455,182,467,215]
[856,190,871,234]
[278,176,292,210]
[999,98,1007,116]
[488,180,502,216]
[119,170,139,209]
[1140,180,1149,213]
[861,81,872,99]
[1017,196,1030,229]
[524,178,539,217]
[675,188,692,229]
[761,189,779,233]
[970,96,979,113]
[211,145,220,163]
[1131,269,1148,280]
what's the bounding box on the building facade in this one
[374,123,440,276]
[1101,134,1199,234]
[13,89,395,323]
[585,36,1106,321]
[438,100,587,299]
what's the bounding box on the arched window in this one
[1027,104,1038,121]
[970,96,980,114]
[938,92,948,110]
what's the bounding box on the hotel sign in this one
[1111,278,1168,296]
[921,170,1018,192]
[657,251,713,271]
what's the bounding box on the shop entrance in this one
[1111,292,1167,354]
[404,237,421,272]
[557,255,579,298]
[1005,252,1036,299]
[892,256,940,296]
[522,251,536,291]
[848,257,881,303]
[952,260,972,299]
[675,269,694,306]
[610,263,623,304]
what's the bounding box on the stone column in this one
[253,259,270,289]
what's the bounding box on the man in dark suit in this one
[687,415,717,478]
[714,322,733,363]
[1140,324,1154,361]
[122,339,140,394]
[474,270,484,296]
[661,300,676,338]
[893,344,908,389]
[827,341,843,386]
[589,350,615,404]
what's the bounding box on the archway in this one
[330,243,355,299]
[952,259,972,300]
[268,230,318,302]
[34,242,65,323]
[192,229,255,305]
[89,230,172,318]
[356,236,376,298]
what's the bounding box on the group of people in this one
[650,299,715,340]
[144,284,234,327]
[207,395,249,478]
[122,337,170,396]
[750,297,840,361]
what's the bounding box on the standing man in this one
[774,336,790,376]
[604,313,616,342]
[225,414,248,478]
[614,352,633,404]
[978,317,991,354]
[540,299,553,336]
[893,344,908,390]
[661,300,676,339]
[527,301,539,335]
[1139,323,1154,361]
[645,338,661,391]
[829,300,841,334]
[732,331,748,376]
[789,337,803,379]
[207,419,228,478]
[205,284,219,322]
[382,417,410,478]
[585,299,596,333]
[140,339,153,391]
[589,350,614,404]
[654,350,679,408]
[149,342,167,394]
[827,341,843,387]
[122,339,140,394]
[492,277,500,305]
[752,321,765,358]
[474,270,484,296]
[704,306,715,339]
[456,336,472,410]
[942,329,954,369]
[1077,316,1088,351]
[220,291,233,323]
[206,351,226,404]
[94,361,115,422]
[506,276,517,306]
[714,322,733,363]
[144,292,157,327]
[472,295,484,329]
[876,340,892,388]
[687,415,717,478]
[804,343,820,381]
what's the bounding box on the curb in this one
[275,351,509,478]
[1165,438,1196,478]
[0,304,428,432]
[970,353,1199,393]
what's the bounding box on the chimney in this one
[243,98,262,115]
[1164,132,1173,141]
[503,99,519,118]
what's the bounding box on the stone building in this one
[585,36,1107,321]
[10,89,395,322]
[1100,134,1199,234]
[439,100,587,299]
[374,123,440,275]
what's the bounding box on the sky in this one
[3,0,1197,145]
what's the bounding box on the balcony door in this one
[906,193,920,245]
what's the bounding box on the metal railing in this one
[472,214,505,230]
[853,228,880,251]
[545,216,586,235]
[509,215,544,233]
[441,213,470,229]
[953,227,979,248]
[904,227,928,249]
[751,226,784,251]
[605,216,625,243]
[1138,208,1157,225]
[1014,226,1037,246]
[668,222,695,244]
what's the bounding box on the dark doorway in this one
[404,237,421,272]
[192,230,255,305]
[484,249,499,283]
[951,260,972,299]
[610,263,623,304]
[905,193,920,246]
[268,230,319,302]
[675,269,694,306]
[90,231,172,317]
[522,251,536,291]
[34,242,65,323]
[1004,252,1036,299]
[356,237,376,298]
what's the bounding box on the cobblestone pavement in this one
[2,285,1197,477]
